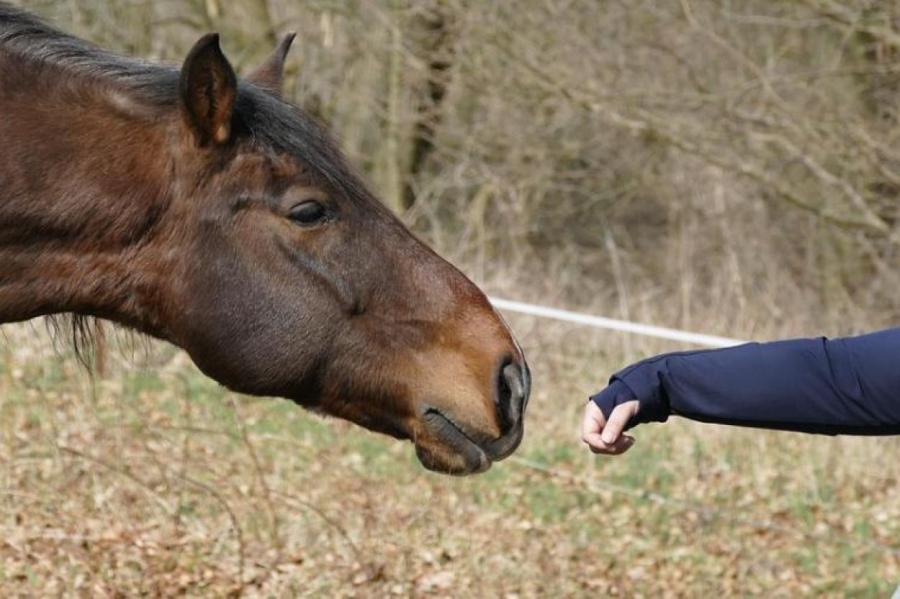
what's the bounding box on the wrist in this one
[590,379,636,421]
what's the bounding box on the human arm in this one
[582,327,900,454]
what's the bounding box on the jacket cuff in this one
[613,359,671,425]
[590,379,635,421]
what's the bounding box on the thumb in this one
[601,400,639,445]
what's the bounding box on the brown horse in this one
[0,5,529,475]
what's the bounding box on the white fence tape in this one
[489,297,747,349]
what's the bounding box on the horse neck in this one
[0,57,177,336]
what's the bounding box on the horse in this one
[0,4,529,475]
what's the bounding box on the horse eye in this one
[288,200,328,226]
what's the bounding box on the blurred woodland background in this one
[2,0,900,596]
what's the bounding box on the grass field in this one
[1,312,898,597]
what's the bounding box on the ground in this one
[0,317,898,597]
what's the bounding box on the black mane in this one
[0,3,179,105]
[0,2,373,206]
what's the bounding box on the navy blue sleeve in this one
[591,327,900,435]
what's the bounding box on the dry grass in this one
[1,319,898,597]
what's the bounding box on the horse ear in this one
[179,33,237,146]
[246,32,296,97]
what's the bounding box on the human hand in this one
[581,395,639,455]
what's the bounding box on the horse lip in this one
[420,407,491,475]
[483,421,524,461]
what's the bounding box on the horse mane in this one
[0,3,374,203]
[42,314,102,369]
[0,2,179,106]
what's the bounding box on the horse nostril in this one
[496,359,527,435]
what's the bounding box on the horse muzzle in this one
[415,359,530,475]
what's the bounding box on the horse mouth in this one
[416,408,492,475]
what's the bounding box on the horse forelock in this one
[236,88,379,210]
